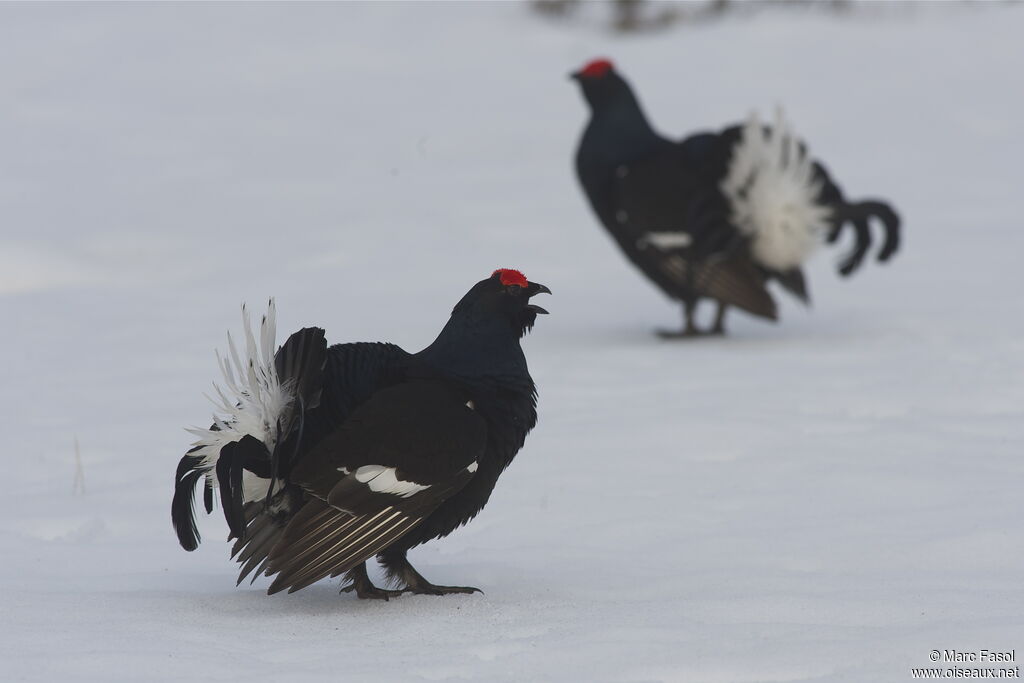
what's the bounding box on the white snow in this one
[2,3,1023,682]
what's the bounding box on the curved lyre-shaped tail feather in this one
[828,199,901,276]
[172,299,296,550]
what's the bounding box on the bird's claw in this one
[403,584,483,596]
[656,327,718,339]
[340,582,405,601]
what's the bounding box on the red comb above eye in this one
[580,58,613,78]
[492,269,528,288]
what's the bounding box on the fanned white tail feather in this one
[721,108,832,271]
[185,299,292,503]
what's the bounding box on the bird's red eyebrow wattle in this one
[580,58,613,78]
[492,268,529,288]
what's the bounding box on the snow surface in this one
[2,3,1023,682]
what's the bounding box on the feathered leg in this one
[339,562,405,601]
[710,303,727,335]
[684,299,702,336]
[379,551,481,596]
[657,299,704,338]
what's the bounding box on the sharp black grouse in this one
[571,58,900,336]
[172,269,550,598]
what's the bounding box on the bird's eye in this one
[506,285,523,295]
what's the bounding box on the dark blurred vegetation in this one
[531,0,1011,32]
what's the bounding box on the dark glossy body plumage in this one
[172,270,550,597]
[571,58,900,335]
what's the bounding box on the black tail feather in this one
[172,452,207,551]
[274,326,328,414]
[216,435,269,541]
[269,327,327,483]
[174,324,329,557]
[830,199,901,277]
[216,443,240,539]
[838,212,872,276]
[858,200,901,262]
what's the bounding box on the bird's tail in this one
[172,300,326,549]
[721,109,831,272]
[826,199,901,276]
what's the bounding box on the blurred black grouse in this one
[172,269,550,597]
[571,58,900,336]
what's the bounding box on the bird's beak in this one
[526,282,551,314]
[569,71,581,82]
[531,283,552,296]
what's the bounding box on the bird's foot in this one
[403,581,483,597]
[340,580,405,601]
[379,553,483,597]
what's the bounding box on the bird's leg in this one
[657,300,704,338]
[710,303,727,335]
[684,299,702,335]
[379,551,482,596]
[339,562,404,601]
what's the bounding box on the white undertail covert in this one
[721,108,832,271]
[186,299,292,503]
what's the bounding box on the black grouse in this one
[571,58,900,336]
[172,269,550,597]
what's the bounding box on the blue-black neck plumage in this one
[575,71,665,200]
[412,297,538,476]
[414,310,531,386]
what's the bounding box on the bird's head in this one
[570,58,630,111]
[450,269,552,339]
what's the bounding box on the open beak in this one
[526,282,551,314]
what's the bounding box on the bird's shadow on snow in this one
[574,313,881,349]
[168,557,561,625]
[189,570,519,620]
[190,582,461,619]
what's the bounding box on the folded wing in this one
[263,380,487,594]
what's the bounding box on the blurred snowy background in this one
[2,2,1022,681]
